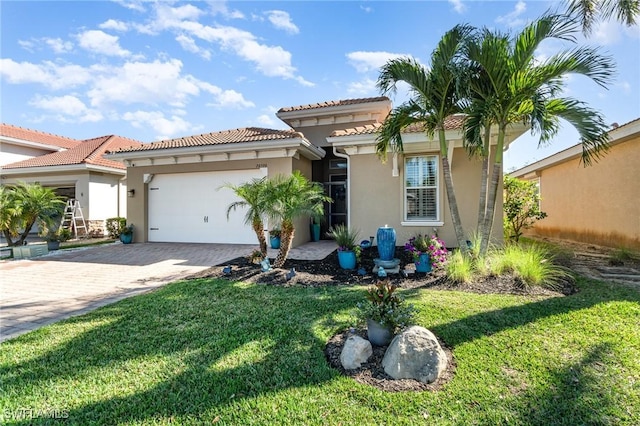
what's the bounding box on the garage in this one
[148,168,267,244]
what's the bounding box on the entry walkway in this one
[0,240,336,342]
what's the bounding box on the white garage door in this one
[148,169,267,244]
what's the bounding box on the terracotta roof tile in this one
[330,114,466,137]
[2,135,143,170]
[109,127,305,153]
[278,97,390,113]
[0,123,81,149]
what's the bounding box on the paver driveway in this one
[0,242,255,342]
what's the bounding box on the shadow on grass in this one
[419,278,640,349]
[1,279,361,425]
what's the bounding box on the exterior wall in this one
[521,136,639,249]
[88,173,121,220]
[349,146,503,250]
[0,143,53,166]
[126,156,314,247]
[1,172,89,213]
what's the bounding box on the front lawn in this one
[1,277,638,425]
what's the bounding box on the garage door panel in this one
[148,169,266,243]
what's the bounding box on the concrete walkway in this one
[0,240,336,342]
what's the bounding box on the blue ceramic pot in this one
[270,236,281,249]
[377,226,396,261]
[415,253,432,273]
[120,233,133,244]
[337,250,357,270]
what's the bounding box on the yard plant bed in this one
[189,245,576,296]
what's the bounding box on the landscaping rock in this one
[340,335,373,369]
[382,326,447,384]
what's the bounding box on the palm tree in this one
[1,182,65,246]
[566,0,639,34]
[265,171,331,268]
[463,15,615,255]
[375,24,473,252]
[224,177,269,257]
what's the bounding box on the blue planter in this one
[377,226,396,261]
[310,223,321,242]
[415,253,432,273]
[337,250,357,270]
[120,233,133,244]
[270,236,281,249]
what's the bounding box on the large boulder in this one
[382,326,447,384]
[340,335,373,370]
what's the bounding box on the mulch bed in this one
[186,244,577,392]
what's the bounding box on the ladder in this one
[59,199,87,239]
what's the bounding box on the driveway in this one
[0,242,255,342]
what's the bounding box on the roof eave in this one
[276,99,392,123]
[0,136,69,152]
[0,163,126,176]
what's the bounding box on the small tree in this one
[0,182,65,246]
[503,176,547,242]
[223,177,269,258]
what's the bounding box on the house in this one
[1,124,142,236]
[106,97,527,248]
[509,118,640,250]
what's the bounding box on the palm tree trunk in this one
[476,125,491,231]
[253,220,267,257]
[439,129,467,252]
[274,220,294,268]
[479,129,505,255]
[3,230,16,247]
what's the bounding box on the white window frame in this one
[401,155,444,227]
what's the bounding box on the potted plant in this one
[356,280,415,346]
[269,228,281,249]
[405,233,448,272]
[41,228,72,250]
[309,214,322,242]
[327,224,361,270]
[120,224,134,244]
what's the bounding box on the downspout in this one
[332,146,351,229]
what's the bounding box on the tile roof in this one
[278,97,390,113]
[109,127,305,153]
[2,135,143,170]
[330,114,466,137]
[0,123,81,149]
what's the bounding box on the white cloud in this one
[265,10,299,34]
[44,38,73,54]
[591,20,625,45]
[29,95,103,122]
[208,1,245,19]
[448,0,466,14]
[347,51,409,73]
[99,19,129,32]
[113,0,146,13]
[256,114,276,126]
[360,5,373,13]
[206,89,255,109]
[87,59,200,107]
[495,1,527,27]
[18,39,36,52]
[0,59,92,89]
[347,78,377,95]
[77,30,131,57]
[122,110,195,140]
[175,34,211,59]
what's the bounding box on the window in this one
[405,156,438,221]
[330,159,347,170]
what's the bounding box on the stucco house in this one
[1,124,142,236]
[107,97,527,249]
[509,118,640,250]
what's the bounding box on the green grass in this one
[1,276,638,425]
[60,238,117,250]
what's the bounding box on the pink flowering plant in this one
[404,234,448,269]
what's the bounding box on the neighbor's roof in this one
[2,135,142,170]
[330,114,466,137]
[277,97,390,113]
[108,127,306,154]
[0,123,81,149]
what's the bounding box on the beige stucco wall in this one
[523,136,640,249]
[126,156,315,247]
[349,146,503,250]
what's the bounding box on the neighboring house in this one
[0,123,80,166]
[107,97,527,248]
[510,118,640,250]
[1,124,142,236]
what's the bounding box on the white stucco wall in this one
[0,143,54,166]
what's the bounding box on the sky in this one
[1,0,639,171]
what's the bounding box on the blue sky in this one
[1,0,638,170]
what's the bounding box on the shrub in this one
[105,217,127,239]
[327,224,359,251]
[356,280,415,332]
[445,250,475,284]
[503,176,547,242]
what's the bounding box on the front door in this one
[327,174,347,228]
